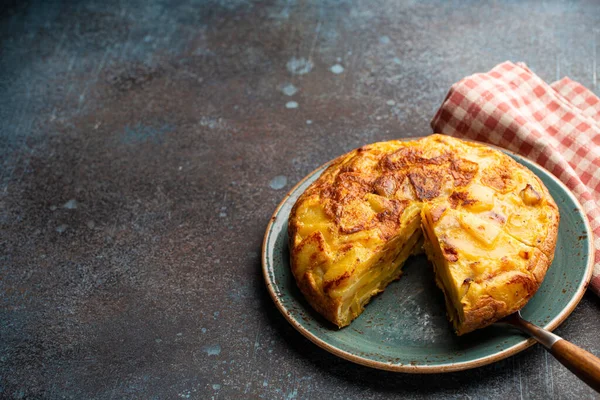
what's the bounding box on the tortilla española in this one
[287,134,559,335]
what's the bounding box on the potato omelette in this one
[288,134,559,335]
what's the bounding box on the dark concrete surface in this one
[1,0,600,398]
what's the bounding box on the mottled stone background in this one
[1,0,600,399]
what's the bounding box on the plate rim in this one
[261,136,595,373]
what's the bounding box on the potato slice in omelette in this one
[288,135,559,334]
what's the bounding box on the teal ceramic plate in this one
[262,143,594,373]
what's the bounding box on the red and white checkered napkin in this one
[431,61,600,295]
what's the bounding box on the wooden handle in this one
[550,339,600,392]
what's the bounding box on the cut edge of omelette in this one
[287,134,559,334]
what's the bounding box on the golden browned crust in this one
[288,134,559,333]
[458,296,509,335]
[481,164,516,193]
[294,268,344,327]
[457,250,548,335]
[528,243,552,285]
[531,174,560,263]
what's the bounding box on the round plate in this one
[262,145,594,373]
